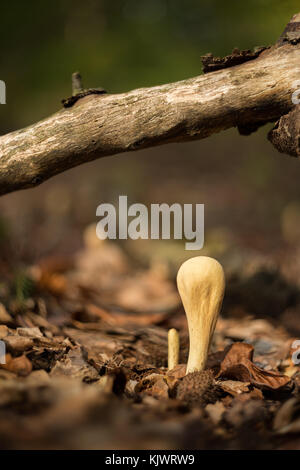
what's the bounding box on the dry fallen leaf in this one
[217,379,251,396]
[166,364,186,380]
[205,401,226,425]
[151,377,169,399]
[0,325,9,339]
[50,347,99,381]
[0,303,12,324]
[216,342,291,391]
[1,353,32,376]
[135,373,165,394]
[273,397,300,435]
[17,327,43,338]
[4,335,34,353]
[86,303,167,327]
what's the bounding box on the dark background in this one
[0,0,299,271]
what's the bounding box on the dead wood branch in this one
[0,13,299,196]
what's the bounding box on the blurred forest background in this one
[1,0,300,273]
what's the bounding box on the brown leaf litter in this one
[0,240,299,449]
[216,342,291,391]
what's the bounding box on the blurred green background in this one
[0,0,300,267]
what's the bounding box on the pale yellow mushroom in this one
[177,256,225,374]
[168,328,180,370]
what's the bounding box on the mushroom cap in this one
[177,256,225,312]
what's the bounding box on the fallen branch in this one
[0,13,299,196]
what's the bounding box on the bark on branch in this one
[0,13,300,196]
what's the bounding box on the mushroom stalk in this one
[177,256,225,374]
[168,328,180,370]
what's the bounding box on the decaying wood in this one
[200,46,269,74]
[268,105,300,157]
[0,13,299,196]
[267,13,300,157]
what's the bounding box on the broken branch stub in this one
[268,105,300,158]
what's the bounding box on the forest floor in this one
[0,225,300,450]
